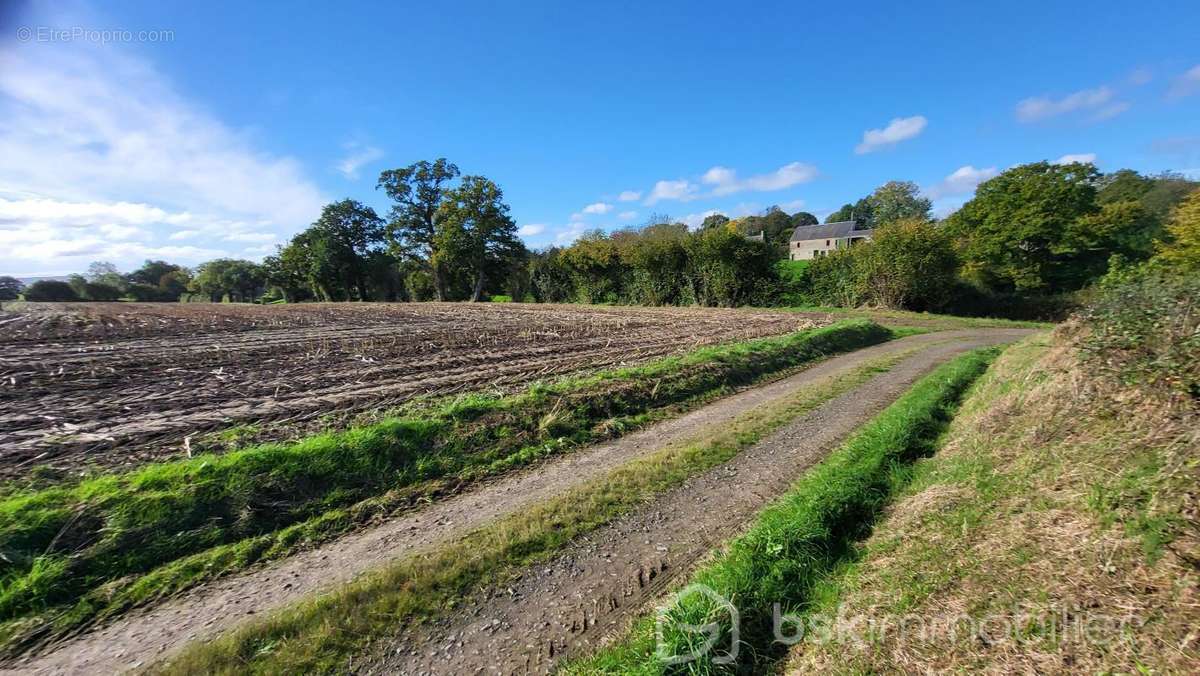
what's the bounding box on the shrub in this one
[126,283,173,302]
[405,270,436,301]
[487,294,513,303]
[805,218,959,311]
[1077,267,1199,406]
[0,276,23,301]
[22,280,79,302]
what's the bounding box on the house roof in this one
[789,220,872,242]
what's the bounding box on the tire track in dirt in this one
[362,331,1030,675]
[0,330,1030,675]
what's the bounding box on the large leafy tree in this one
[85,261,125,291]
[735,206,794,245]
[312,199,386,300]
[271,200,387,301]
[1097,169,1154,205]
[865,180,931,226]
[127,260,184,287]
[946,161,1104,292]
[789,211,819,227]
[190,259,265,302]
[437,176,523,301]
[377,159,460,301]
[825,197,873,225]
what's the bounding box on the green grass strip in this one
[562,346,1001,675]
[154,345,923,675]
[0,320,895,652]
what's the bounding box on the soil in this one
[0,303,827,478]
[0,328,1030,675]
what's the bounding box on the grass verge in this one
[562,345,1000,675]
[153,343,926,674]
[786,333,1199,673]
[0,320,895,654]
[775,304,1053,330]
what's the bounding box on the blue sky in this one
[1,0,1198,275]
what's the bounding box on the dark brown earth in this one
[0,302,826,477]
[2,328,1030,675]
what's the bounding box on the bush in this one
[1077,266,1199,405]
[126,283,172,302]
[805,218,958,311]
[487,294,513,303]
[22,280,79,302]
[0,276,23,301]
[405,270,436,301]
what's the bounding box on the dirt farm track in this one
[0,302,826,478]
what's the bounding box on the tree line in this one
[4,158,1196,320]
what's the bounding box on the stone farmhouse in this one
[788,220,873,261]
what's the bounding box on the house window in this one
[825,239,830,246]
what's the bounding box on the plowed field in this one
[0,302,826,477]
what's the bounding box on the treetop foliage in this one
[14,158,1196,321]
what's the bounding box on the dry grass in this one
[787,333,1200,674]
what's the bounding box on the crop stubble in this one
[0,302,828,477]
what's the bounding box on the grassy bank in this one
[564,346,1001,675]
[156,342,924,674]
[777,304,1053,330]
[786,332,1199,673]
[0,319,894,654]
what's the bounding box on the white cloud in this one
[169,230,200,240]
[517,223,546,237]
[0,197,191,228]
[680,210,722,229]
[0,31,326,274]
[334,143,383,179]
[855,116,927,154]
[778,199,807,212]
[1015,86,1126,122]
[223,231,277,243]
[701,166,736,188]
[554,223,589,245]
[644,179,699,205]
[701,162,818,196]
[618,211,637,221]
[617,190,641,202]
[582,201,613,215]
[925,165,999,200]
[1127,68,1153,86]
[1167,64,1200,100]
[1054,153,1097,165]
